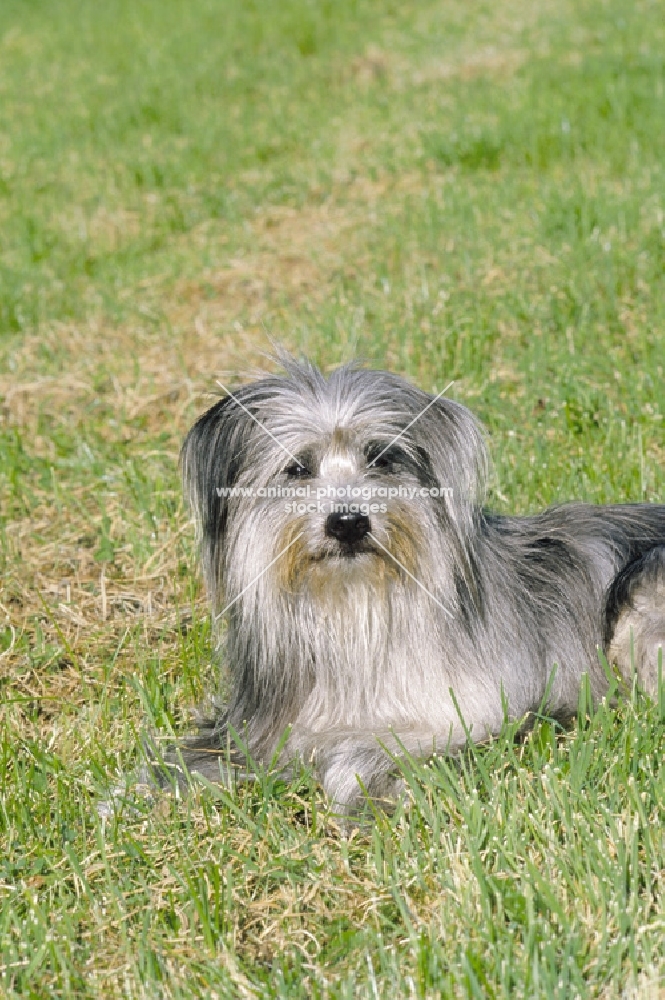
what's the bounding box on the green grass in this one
[0,0,664,995]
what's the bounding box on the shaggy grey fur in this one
[170,357,665,814]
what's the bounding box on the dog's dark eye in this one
[285,461,312,479]
[365,442,407,470]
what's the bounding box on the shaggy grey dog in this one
[171,357,665,815]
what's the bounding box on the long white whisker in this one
[367,532,453,618]
[368,380,455,467]
[216,379,303,469]
[215,533,304,621]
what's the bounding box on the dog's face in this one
[267,415,439,595]
[182,360,487,609]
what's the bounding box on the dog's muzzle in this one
[325,511,370,545]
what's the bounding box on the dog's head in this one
[182,358,487,613]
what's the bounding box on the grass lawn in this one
[1,0,664,995]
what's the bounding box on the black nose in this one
[325,511,370,545]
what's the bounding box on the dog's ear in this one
[416,395,488,523]
[181,393,255,598]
